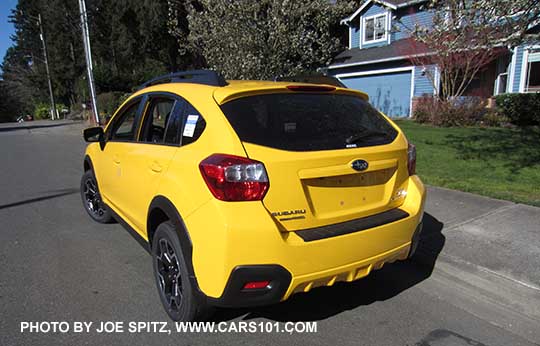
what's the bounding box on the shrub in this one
[495,93,540,126]
[34,103,51,120]
[412,96,436,124]
[413,96,486,127]
[33,103,68,120]
[97,92,130,118]
[481,109,509,127]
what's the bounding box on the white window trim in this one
[523,46,540,93]
[494,72,508,96]
[335,66,415,117]
[361,12,389,45]
[434,66,441,95]
[519,49,529,92]
[340,0,398,24]
[386,9,392,45]
[359,17,363,49]
[508,47,517,93]
[410,66,415,116]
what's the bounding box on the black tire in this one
[80,170,114,224]
[151,221,212,321]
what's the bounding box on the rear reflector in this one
[286,85,336,92]
[199,154,269,201]
[243,281,270,290]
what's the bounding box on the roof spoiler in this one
[139,70,228,89]
[274,74,347,88]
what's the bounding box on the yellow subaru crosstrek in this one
[81,70,425,321]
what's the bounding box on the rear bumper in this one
[185,175,425,306]
[207,265,292,308]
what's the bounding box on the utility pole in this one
[78,0,100,125]
[37,14,57,120]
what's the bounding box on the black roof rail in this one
[139,70,228,89]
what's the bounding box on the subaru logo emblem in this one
[351,159,369,171]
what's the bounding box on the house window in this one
[363,13,387,43]
[525,52,540,93]
[494,72,508,95]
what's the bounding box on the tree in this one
[184,0,354,79]
[401,0,540,100]
[88,0,180,92]
[5,0,85,111]
[166,0,206,69]
[2,0,188,118]
[0,46,38,120]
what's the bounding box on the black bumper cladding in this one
[295,208,410,242]
[208,265,292,308]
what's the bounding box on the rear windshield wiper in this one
[345,130,389,144]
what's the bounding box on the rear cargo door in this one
[220,92,409,231]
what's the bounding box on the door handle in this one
[113,154,120,164]
[150,161,162,173]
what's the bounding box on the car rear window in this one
[220,93,398,151]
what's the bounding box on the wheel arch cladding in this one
[83,155,93,172]
[147,196,200,286]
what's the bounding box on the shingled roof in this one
[328,39,432,69]
[383,0,427,7]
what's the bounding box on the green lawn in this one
[394,120,540,207]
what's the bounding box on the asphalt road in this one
[1,121,539,346]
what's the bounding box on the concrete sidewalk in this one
[415,187,540,342]
[419,185,540,289]
[0,119,84,132]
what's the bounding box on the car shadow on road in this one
[211,212,445,322]
[0,188,79,210]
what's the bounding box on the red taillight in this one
[407,143,416,176]
[243,281,270,290]
[199,154,269,201]
[286,85,336,92]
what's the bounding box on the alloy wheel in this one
[83,176,106,217]
[155,238,183,312]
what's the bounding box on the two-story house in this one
[328,0,540,117]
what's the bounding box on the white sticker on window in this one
[183,114,199,137]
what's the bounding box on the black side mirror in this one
[83,127,106,150]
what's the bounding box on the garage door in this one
[339,71,412,117]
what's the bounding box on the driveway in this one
[0,121,539,346]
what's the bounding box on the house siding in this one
[393,7,434,42]
[363,2,386,17]
[351,20,360,48]
[414,65,436,96]
[336,2,539,108]
[511,45,525,93]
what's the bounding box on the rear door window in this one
[163,103,183,145]
[139,98,176,144]
[220,93,397,151]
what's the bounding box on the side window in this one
[181,102,206,146]
[139,98,176,143]
[109,100,140,141]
